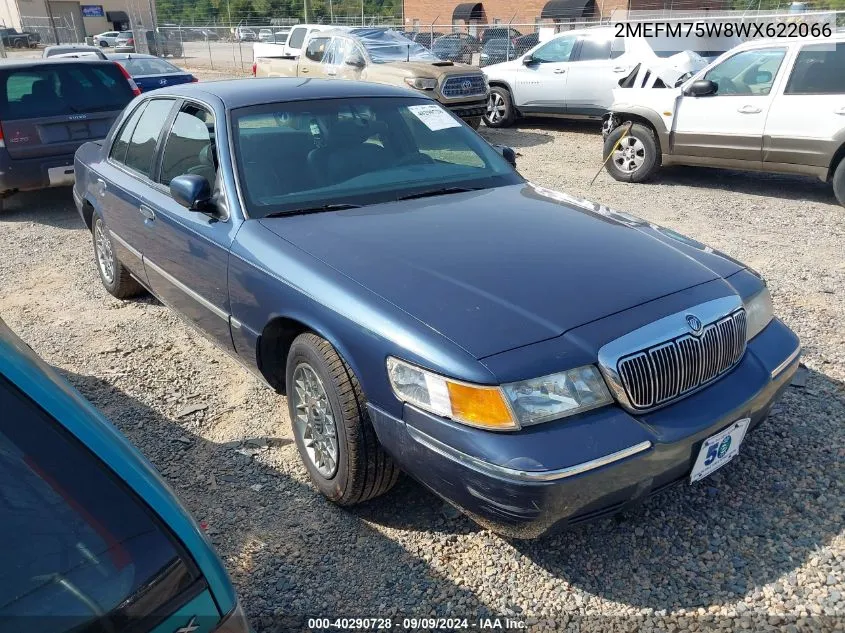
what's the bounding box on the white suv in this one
[603,35,845,207]
[482,26,739,128]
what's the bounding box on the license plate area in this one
[690,418,750,483]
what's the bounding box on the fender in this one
[607,104,673,153]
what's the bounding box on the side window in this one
[322,38,348,66]
[577,37,611,62]
[703,47,787,96]
[784,42,845,95]
[287,27,306,49]
[532,35,576,63]
[124,99,174,177]
[110,102,148,164]
[160,104,217,186]
[305,37,330,63]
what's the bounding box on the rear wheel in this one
[92,213,144,299]
[833,157,845,208]
[286,333,399,506]
[604,123,660,183]
[14,39,24,49]
[483,86,515,128]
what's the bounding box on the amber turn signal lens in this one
[446,382,516,430]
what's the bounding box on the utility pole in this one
[304,0,311,22]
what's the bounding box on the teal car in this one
[0,317,248,633]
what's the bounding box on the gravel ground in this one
[0,69,843,632]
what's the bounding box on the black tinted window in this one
[288,27,307,49]
[160,104,216,185]
[110,101,148,164]
[785,42,845,95]
[0,64,133,120]
[577,37,611,61]
[305,37,330,62]
[124,99,173,177]
[0,376,198,630]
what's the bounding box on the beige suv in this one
[254,28,488,128]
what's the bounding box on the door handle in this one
[612,66,628,73]
[139,205,155,221]
[737,105,762,114]
[300,67,309,74]
[553,68,566,74]
[96,178,106,197]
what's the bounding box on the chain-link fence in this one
[20,15,81,46]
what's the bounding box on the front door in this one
[672,46,789,164]
[513,34,578,115]
[141,101,237,352]
[299,36,331,78]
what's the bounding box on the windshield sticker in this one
[407,104,461,131]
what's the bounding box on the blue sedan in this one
[73,79,801,538]
[107,53,196,92]
[0,317,248,631]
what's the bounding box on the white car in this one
[282,24,335,57]
[93,31,123,47]
[482,26,739,128]
[603,35,845,207]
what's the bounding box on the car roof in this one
[153,77,419,108]
[106,52,157,60]
[0,57,115,69]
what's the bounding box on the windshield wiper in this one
[396,186,482,201]
[263,203,362,218]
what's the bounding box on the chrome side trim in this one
[143,257,229,321]
[109,230,142,260]
[406,424,652,483]
[772,345,801,379]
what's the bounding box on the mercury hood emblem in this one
[686,314,703,333]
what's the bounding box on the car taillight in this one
[251,62,256,77]
[114,61,141,96]
[0,122,5,149]
[191,77,199,82]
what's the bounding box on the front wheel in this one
[603,123,660,183]
[286,333,399,506]
[833,157,845,208]
[483,86,515,128]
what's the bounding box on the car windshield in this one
[232,97,521,218]
[118,57,181,75]
[351,28,441,63]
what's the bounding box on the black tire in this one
[483,86,515,128]
[91,213,144,299]
[833,157,845,208]
[603,122,660,183]
[14,39,24,49]
[286,333,399,506]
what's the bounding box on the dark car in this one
[407,31,444,49]
[74,79,800,538]
[0,59,138,210]
[43,44,107,59]
[145,30,183,57]
[0,317,249,632]
[432,32,480,63]
[513,32,540,55]
[107,53,197,92]
[0,27,39,49]
[480,38,519,66]
[480,26,522,46]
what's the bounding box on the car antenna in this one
[407,44,410,62]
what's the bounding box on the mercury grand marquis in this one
[73,79,801,538]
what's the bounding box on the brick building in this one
[401,1,728,29]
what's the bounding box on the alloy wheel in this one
[612,136,646,174]
[292,362,339,478]
[486,92,506,124]
[94,220,115,284]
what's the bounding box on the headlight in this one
[744,286,774,341]
[404,77,437,90]
[502,366,613,427]
[387,357,516,430]
[387,358,613,431]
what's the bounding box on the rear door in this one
[565,33,629,116]
[764,42,845,171]
[299,35,332,77]
[0,63,134,168]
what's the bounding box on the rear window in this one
[0,64,134,121]
[288,27,307,49]
[0,375,200,630]
[118,57,181,75]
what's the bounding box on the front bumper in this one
[368,318,800,538]
[442,98,487,120]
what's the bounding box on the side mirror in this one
[684,79,718,97]
[754,70,772,84]
[346,56,365,68]
[493,144,517,168]
[522,54,535,66]
[170,174,211,211]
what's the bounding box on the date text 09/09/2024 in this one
[306,617,527,630]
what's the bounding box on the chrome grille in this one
[442,75,486,98]
[617,309,747,410]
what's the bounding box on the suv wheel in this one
[604,123,660,183]
[484,86,515,128]
[92,213,144,299]
[833,157,845,208]
[286,333,399,506]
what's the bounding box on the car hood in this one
[259,183,743,359]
